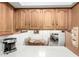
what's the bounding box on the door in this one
[25,10,30,29]
[55,9,68,30]
[30,9,43,29]
[6,4,14,33]
[0,3,7,32]
[0,3,14,33]
[20,10,26,29]
[15,10,21,30]
[43,9,55,29]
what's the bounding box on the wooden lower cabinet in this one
[0,3,14,34]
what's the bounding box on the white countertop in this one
[0,46,77,57]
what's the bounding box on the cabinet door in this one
[30,9,43,29]
[0,3,14,34]
[20,10,30,29]
[0,3,2,31]
[67,9,72,31]
[25,10,30,29]
[20,10,26,29]
[15,10,21,30]
[42,9,55,29]
[0,3,6,32]
[20,10,30,30]
[55,9,68,30]
[6,5,14,33]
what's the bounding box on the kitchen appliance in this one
[50,33,59,46]
[50,31,65,46]
[50,33,58,41]
[3,38,16,54]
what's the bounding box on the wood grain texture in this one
[0,3,14,34]
[42,9,55,29]
[55,9,68,30]
[15,9,71,30]
[65,3,79,56]
[30,9,43,29]
[65,31,79,56]
[0,3,72,34]
[72,3,79,27]
[15,9,30,30]
[67,9,72,31]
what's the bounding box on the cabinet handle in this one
[56,23,58,25]
[52,23,54,25]
[28,23,30,25]
[25,23,26,25]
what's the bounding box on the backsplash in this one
[0,30,65,51]
[0,30,65,41]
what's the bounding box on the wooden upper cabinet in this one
[0,3,2,31]
[20,10,30,29]
[25,10,30,29]
[0,3,6,32]
[15,10,21,30]
[0,3,14,35]
[67,9,72,31]
[55,9,68,30]
[42,9,55,29]
[15,9,30,30]
[20,10,26,29]
[30,9,43,29]
[6,4,14,32]
[14,9,71,30]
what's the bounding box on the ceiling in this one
[9,2,77,8]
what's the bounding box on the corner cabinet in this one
[0,3,14,35]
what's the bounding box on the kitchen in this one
[0,2,79,57]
